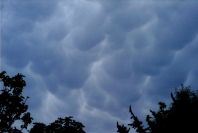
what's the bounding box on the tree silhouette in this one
[117,122,130,133]
[30,116,86,133]
[0,71,32,132]
[117,85,198,133]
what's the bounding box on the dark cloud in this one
[9,0,57,20]
[155,2,198,51]
[2,1,198,133]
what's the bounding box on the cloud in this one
[2,0,198,133]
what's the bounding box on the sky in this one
[1,0,198,133]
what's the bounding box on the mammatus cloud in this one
[1,0,198,133]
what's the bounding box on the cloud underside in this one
[1,0,198,133]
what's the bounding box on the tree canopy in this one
[30,116,86,133]
[117,85,198,133]
[0,71,32,132]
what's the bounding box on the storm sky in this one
[1,0,198,133]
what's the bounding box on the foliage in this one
[30,116,86,133]
[117,85,198,133]
[117,122,130,133]
[0,71,32,132]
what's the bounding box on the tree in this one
[0,71,32,132]
[30,116,86,133]
[117,85,198,133]
[117,122,130,133]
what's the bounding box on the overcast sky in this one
[1,0,198,133]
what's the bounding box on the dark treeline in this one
[0,71,198,133]
[117,84,198,133]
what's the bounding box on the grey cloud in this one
[102,51,134,79]
[2,40,31,68]
[9,0,57,20]
[2,0,59,68]
[154,1,198,50]
[69,27,105,51]
[67,4,106,51]
[2,1,198,133]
